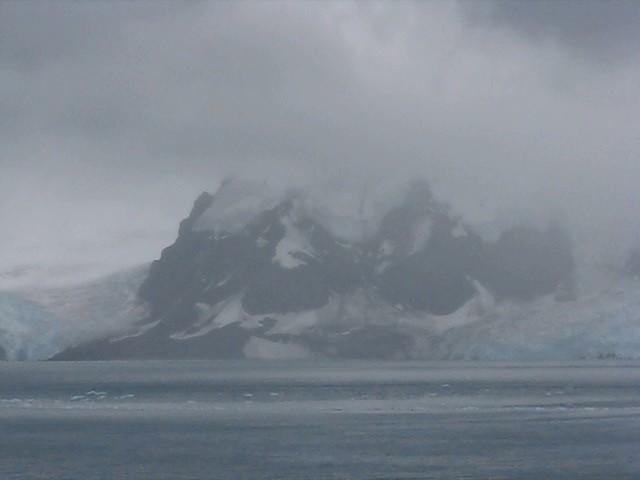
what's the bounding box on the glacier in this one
[425,275,640,360]
[0,293,60,360]
[0,266,148,360]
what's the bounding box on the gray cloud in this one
[1,1,639,283]
[461,0,640,64]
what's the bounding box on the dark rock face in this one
[625,248,640,277]
[476,223,575,301]
[373,181,486,315]
[243,265,330,315]
[376,225,483,314]
[54,179,576,360]
[53,324,251,360]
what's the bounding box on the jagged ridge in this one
[54,178,575,360]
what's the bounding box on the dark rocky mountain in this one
[625,248,640,278]
[54,179,575,360]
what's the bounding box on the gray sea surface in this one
[1,360,640,479]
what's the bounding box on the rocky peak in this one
[55,177,577,360]
[178,192,214,237]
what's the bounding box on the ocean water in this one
[1,360,640,479]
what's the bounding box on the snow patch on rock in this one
[111,319,161,343]
[409,217,433,255]
[243,336,311,360]
[426,281,494,334]
[272,213,316,269]
[193,180,283,234]
[416,277,640,360]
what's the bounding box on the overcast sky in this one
[1,0,640,285]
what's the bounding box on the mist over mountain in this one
[0,174,638,361]
[50,177,640,361]
[1,1,640,361]
[2,1,640,289]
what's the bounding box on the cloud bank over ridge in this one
[1,1,639,283]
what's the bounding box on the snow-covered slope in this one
[425,276,640,360]
[0,266,148,360]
